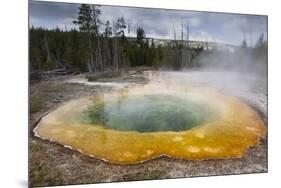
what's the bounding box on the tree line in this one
[29,4,206,74]
[29,4,267,75]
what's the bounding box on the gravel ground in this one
[29,71,267,187]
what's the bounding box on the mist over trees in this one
[29,4,268,76]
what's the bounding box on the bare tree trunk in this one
[173,24,177,47]
[181,48,185,68]
[186,23,190,67]
[92,5,103,72]
[87,59,92,73]
[103,38,111,71]
[112,21,119,71]
[113,38,119,71]
[87,32,95,72]
[180,18,185,68]
[96,36,103,71]
[181,18,183,45]
[44,32,51,62]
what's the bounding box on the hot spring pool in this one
[81,94,217,132]
[34,84,266,164]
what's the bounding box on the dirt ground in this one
[29,72,267,187]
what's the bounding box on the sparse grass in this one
[29,82,67,114]
[30,97,44,114]
[122,170,166,181]
[40,82,67,93]
[29,82,66,186]
[29,161,64,187]
[29,143,64,187]
[29,81,83,187]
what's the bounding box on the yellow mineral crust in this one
[34,84,266,164]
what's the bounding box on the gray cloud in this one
[29,1,267,45]
[30,1,78,20]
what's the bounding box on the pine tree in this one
[115,17,126,39]
[103,20,112,37]
[73,4,103,72]
[136,27,145,46]
[73,4,95,72]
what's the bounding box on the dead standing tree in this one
[173,24,177,47]
[43,31,52,67]
[180,18,185,68]
[112,21,119,71]
[180,19,190,68]
[112,17,127,71]
[92,5,104,72]
[101,20,113,71]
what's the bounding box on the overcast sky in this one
[29,1,267,46]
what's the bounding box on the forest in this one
[29,4,267,77]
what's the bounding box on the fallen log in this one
[30,67,80,81]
